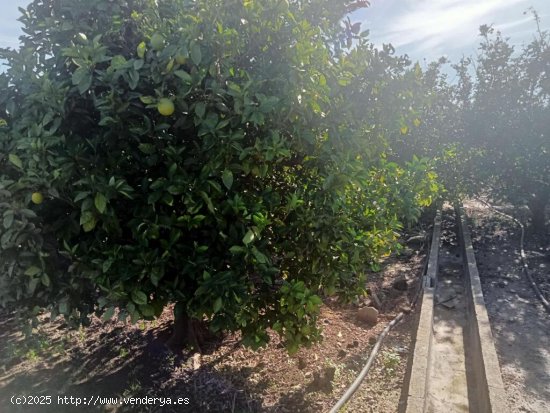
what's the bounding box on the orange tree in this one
[0,0,438,352]
[466,22,549,230]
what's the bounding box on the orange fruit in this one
[157,98,174,116]
[31,192,43,204]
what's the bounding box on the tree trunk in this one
[165,311,202,353]
[528,191,549,234]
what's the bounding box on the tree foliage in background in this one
[464,17,549,230]
[0,0,440,352]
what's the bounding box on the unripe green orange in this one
[136,41,146,58]
[157,98,175,116]
[175,54,187,65]
[150,33,165,51]
[31,192,43,204]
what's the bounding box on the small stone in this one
[395,346,408,355]
[192,352,201,370]
[361,298,373,308]
[392,275,408,291]
[401,247,414,257]
[370,291,382,309]
[352,340,359,347]
[357,306,379,324]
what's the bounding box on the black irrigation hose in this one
[477,199,550,314]
[328,312,404,413]
[328,230,432,413]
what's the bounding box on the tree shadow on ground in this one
[0,311,279,413]
[467,204,550,410]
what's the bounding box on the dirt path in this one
[464,199,550,413]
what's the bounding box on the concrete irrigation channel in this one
[403,204,507,413]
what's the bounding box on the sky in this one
[0,0,548,73]
[353,0,549,68]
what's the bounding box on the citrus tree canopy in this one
[0,0,439,352]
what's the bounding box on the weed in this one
[25,349,39,362]
[77,326,86,343]
[381,350,400,376]
[122,379,142,397]
[324,358,351,382]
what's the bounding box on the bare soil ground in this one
[0,241,427,412]
[465,199,550,413]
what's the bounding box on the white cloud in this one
[369,0,530,56]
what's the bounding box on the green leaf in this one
[72,67,92,94]
[190,42,202,65]
[174,70,192,84]
[131,290,148,305]
[8,154,22,168]
[28,278,40,294]
[94,193,107,214]
[138,143,156,154]
[73,191,90,202]
[58,301,69,315]
[102,306,115,321]
[139,304,155,317]
[102,258,114,273]
[195,102,206,118]
[150,272,161,287]
[24,266,41,276]
[3,213,14,229]
[139,95,155,104]
[252,248,267,264]
[80,211,97,232]
[213,297,223,313]
[83,218,97,232]
[127,68,140,90]
[20,209,37,218]
[110,54,127,69]
[1,229,12,247]
[222,169,234,190]
[41,273,51,287]
[243,229,255,245]
[199,191,215,214]
[229,245,245,254]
